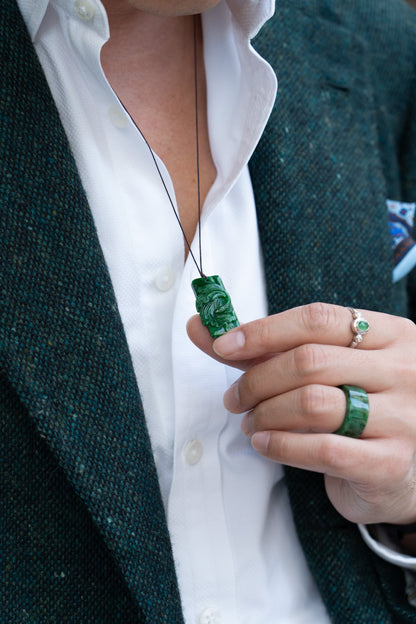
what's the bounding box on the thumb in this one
[186,315,253,371]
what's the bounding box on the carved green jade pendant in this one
[192,275,240,338]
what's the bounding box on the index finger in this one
[212,302,392,360]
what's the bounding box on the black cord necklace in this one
[125,15,239,338]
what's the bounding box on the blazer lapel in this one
[0,2,183,620]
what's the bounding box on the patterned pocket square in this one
[387,199,416,282]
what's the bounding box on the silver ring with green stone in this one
[348,307,370,348]
[335,385,369,438]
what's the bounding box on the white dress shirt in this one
[17,0,411,621]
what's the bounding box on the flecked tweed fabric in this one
[1,0,416,622]
[0,1,184,622]
[251,0,416,622]
[251,0,416,320]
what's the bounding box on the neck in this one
[102,7,195,68]
[101,0,221,18]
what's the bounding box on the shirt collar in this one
[16,0,49,39]
[227,0,275,38]
[17,0,275,42]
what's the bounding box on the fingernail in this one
[213,330,245,357]
[251,431,270,453]
[241,411,254,437]
[223,380,240,412]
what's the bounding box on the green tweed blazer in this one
[1,0,416,622]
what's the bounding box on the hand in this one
[187,302,416,526]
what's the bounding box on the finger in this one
[212,303,411,361]
[241,386,411,440]
[224,344,390,413]
[250,430,409,485]
[249,432,415,523]
[241,384,348,436]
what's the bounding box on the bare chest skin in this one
[101,13,217,253]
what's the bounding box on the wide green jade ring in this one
[335,385,369,438]
[191,275,240,339]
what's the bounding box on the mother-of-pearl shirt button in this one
[154,267,176,292]
[73,0,95,20]
[183,439,203,466]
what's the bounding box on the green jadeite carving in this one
[191,275,240,338]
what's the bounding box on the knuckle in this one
[371,448,414,493]
[271,434,290,458]
[293,343,328,377]
[238,370,257,402]
[388,354,416,388]
[319,437,348,470]
[396,316,416,338]
[251,316,275,349]
[392,445,415,482]
[394,360,414,383]
[250,406,264,431]
[300,302,337,334]
[298,385,327,416]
